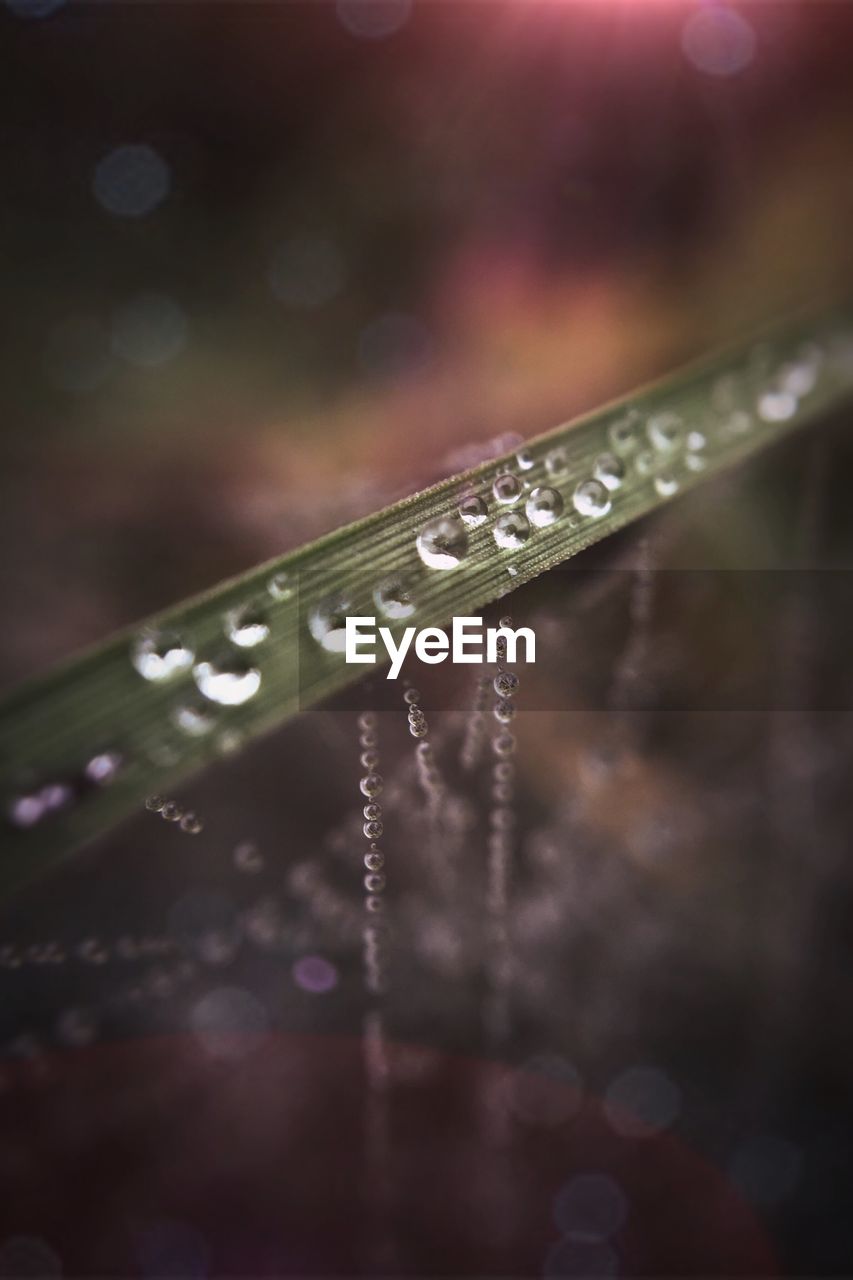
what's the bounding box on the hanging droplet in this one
[308,592,353,652]
[416,515,469,569]
[193,652,261,705]
[525,486,564,528]
[224,600,270,648]
[646,412,683,452]
[360,773,383,798]
[572,479,611,518]
[131,629,194,682]
[492,473,522,504]
[494,672,519,696]
[179,811,203,835]
[173,702,215,737]
[374,574,416,620]
[494,512,531,549]
[458,494,488,527]
[593,453,625,491]
[654,471,679,497]
[545,447,569,477]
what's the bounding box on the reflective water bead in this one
[494,761,515,782]
[145,795,166,812]
[374,574,416,620]
[654,472,679,497]
[685,452,707,472]
[493,472,522,504]
[494,671,519,696]
[365,849,385,872]
[403,688,421,705]
[364,820,384,840]
[360,773,383,798]
[131,629,194,682]
[646,412,683,452]
[173,702,215,737]
[516,449,535,471]
[193,652,261,706]
[593,453,625,491]
[493,732,516,757]
[360,749,380,770]
[635,449,655,476]
[572,479,611,518]
[494,699,516,723]
[525,486,564,527]
[365,895,385,913]
[409,719,428,739]
[492,782,513,803]
[686,429,707,452]
[363,802,383,822]
[224,600,270,648]
[308,593,353,652]
[608,412,640,453]
[358,711,377,732]
[364,873,386,893]
[779,355,818,398]
[458,494,488,528]
[161,801,182,821]
[180,812,203,835]
[545,447,569,477]
[267,571,294,601]
[494,512,531,549]
[416,514,469,569]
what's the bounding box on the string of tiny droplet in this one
[484,617,519,1047]
[356,710,395,1270]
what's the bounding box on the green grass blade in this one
[2,303,852,890]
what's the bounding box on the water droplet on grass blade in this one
[492,473,522,504]
[131,629,194,682]
[494,512,531,549]
[458,494,488,527]
[374,575,416,619]
[647,412,683,452]
[267,572,294,601]
[417,515,469,569]
[224,601,270,648]
[308,593,353,652]
[525,486,564,527]
[573,479,611,518]
[593,452,625,490]
[193,652,261,706]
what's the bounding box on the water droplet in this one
[493,512,531,549]
[647,412,683,452]
[40,782,74,814]
[516,449,535,471]
[545,447,569,477]
[686,429,707,451]
[193,652,261,706]
[593,452,625,491]
[173,702,215,737]
[572,479,611,518]
[416,515,469,570]
[494,672,519,697]
[162,800,182,822]
[780,347,820,398]
[180,811,203,835]
[608,412,640,453]
[131,629,194,682]
[268,571,294,602]
[654,471,679,497]
[492,473,522,504]
[757,389,797,422]
[635,449,655,476]
[360,773,383,798]
[146,795,166,812]
[374,574,416,620]
[525,486,564,527]
[685,452,707,472]
[224,600,270,648]
[719,410,752,437]
[458,494,488,527]
[84,750,122,785]
[308,593,352,652]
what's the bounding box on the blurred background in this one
[2,2,853,1278]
